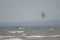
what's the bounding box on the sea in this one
[0,26,60,40]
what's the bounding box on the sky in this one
[0,0,60,22]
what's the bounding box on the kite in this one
[41,11,46,19]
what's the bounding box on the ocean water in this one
[0,26,60,40]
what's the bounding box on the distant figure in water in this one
[17,26,23,30]
[17,27,19,29]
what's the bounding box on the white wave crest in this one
[8,31,16,33]
[16,31,24,33]
[23,35,60,38]
[18,28,23,30]
[8,31,24,33]
[0,36,13,39]
[5,38,23,40]
[49,35,60,37]
[49,28,54,31]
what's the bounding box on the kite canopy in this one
[41,12,46,19]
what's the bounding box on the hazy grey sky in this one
[0,0,60,22]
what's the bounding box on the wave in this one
[23,35,60,38]
[0,36,13,39]
[49,35,60,37]
[8,31,24,33]
[0,36,23,40]
[4,38,23,40]
[16,27,23,29]
[0,36,13,37]
[49,28,54,31]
